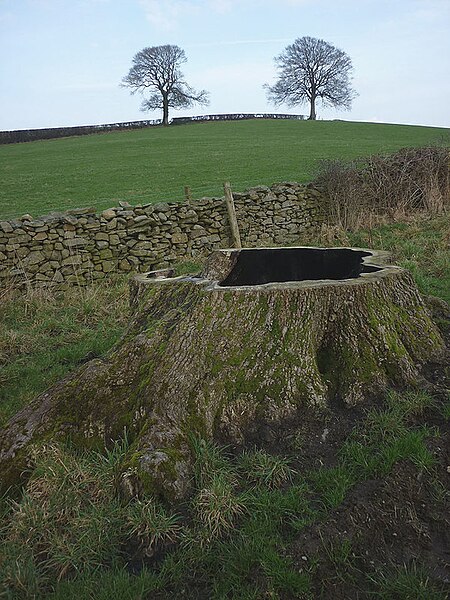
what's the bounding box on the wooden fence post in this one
[184,186,192,203]
[223,181,242,248]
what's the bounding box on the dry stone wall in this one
[0,183,323,287]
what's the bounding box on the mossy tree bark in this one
[0,249,445,502]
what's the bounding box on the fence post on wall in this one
[223,181,242,248]
[184,186,192,203]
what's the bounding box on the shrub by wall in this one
[315,146,450,230]
[0,182,323,287]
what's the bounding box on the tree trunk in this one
[309,95,317,120]
[162,96,169,126]
[0,248,444,502]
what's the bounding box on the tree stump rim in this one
[133,246,400,293]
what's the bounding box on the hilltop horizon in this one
[1,1,449,130]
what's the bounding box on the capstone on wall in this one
[0,183,323,287]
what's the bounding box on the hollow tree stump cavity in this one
[0,247,445,502]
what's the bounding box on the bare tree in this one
[122,45,209,126]
[266,37,356,120]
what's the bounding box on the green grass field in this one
[0,119,448,220]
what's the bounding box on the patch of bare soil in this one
[286,402,450,599]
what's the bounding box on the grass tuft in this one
[193,477,247,542]
[191,436,238,488]
[238,448,296,488]
[127,500,183,556]
[189,438,246,543]
[439,396,450,421]
[368,563,448,600]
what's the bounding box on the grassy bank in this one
[0,119,448,220]
[0,278,130,427]
[310,214,450,304]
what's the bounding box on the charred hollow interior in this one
[219,248,381,287]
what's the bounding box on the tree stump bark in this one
[0,247,445,502]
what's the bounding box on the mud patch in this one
[287,421,450,598]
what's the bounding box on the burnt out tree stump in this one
[0,247,445,502]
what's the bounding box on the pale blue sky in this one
[0,0,449,130]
